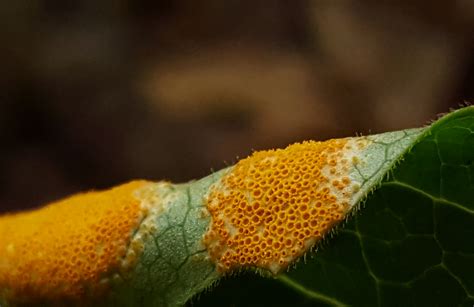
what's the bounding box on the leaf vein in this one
[382,181,473,215]
[277,274,349,307]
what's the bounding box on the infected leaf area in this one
[0,181,154,303]
[203,138,370,274]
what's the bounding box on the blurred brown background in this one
[1,1,473,213]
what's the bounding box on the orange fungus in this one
[0,180,151,303]
[203,139,366,274]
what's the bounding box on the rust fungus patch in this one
[0,180,154,303]
[203,138,369,274]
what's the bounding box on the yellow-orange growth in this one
[203,138,367,274]
[0,180,151,303]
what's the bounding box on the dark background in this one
[1,1,473,213]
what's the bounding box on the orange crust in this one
[203,139,365,274]
[0,180,151,303]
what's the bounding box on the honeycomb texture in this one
[0,180,151,303]
[204,138,369,274]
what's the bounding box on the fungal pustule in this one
[203,138,371,274]
[0,180,163,304]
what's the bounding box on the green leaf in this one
[192,106,474,307]
[1,107,472,307]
